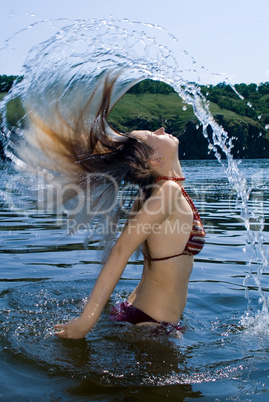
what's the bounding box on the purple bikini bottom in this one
[110,301,184,334]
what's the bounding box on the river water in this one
[0,158,268,401]
[0,17,269,401]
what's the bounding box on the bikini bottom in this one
[109,301,184,335]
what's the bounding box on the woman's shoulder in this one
[154,179,182,195]
[150,180,182,211]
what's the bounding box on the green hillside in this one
[1,76,268,159]
[108,87,269,159]
[108,93,194,133]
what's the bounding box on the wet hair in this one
[13,69,156,259]
[78,134,154,188]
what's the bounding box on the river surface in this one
[0,158,269,401]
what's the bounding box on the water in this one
[0,159,268,400]
[0,18,269,400]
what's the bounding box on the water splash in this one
[0,18,268,325]
[241,308,269,336]
[0,280,257,386]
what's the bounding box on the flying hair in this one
[12,69,155,260]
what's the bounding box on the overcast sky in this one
[1,0,268,84]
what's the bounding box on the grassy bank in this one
[1,89,268,159]
[108,93,195,133]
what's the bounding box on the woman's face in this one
[131,127,179,157]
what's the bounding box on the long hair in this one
[12,69,155,259]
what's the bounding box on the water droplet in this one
[182,105,187,111]
[265,124,269,130]
[247,102,252,108]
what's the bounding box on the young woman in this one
[54,127,206,339]
[12,71,205,339]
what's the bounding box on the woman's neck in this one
[158,159,184,179]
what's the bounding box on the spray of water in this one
[0,18,268,328]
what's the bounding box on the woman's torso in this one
[128,182,197,324]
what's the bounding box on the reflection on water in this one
[0,160,269,400]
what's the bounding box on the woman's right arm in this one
[54,181,179,339]
[54,241,132,339]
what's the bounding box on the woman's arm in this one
[54,242,132,339]
[54,181,179,339]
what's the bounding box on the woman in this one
[54,127,205,339]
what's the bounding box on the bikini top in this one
[149,176,206,261]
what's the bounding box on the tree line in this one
[200,82,269,127]
[1,75,268,160]
[1,74,268,127]
[128,79,269,128]
[0,75,24,92]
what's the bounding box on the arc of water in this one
[0,18,268,316]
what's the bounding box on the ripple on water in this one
[1,279,268,388]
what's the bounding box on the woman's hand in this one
[54,316,91,339]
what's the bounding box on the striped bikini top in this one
[150,176,206,261]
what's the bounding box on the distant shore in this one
[1,78,268,159]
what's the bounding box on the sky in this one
[0,0,268,84]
